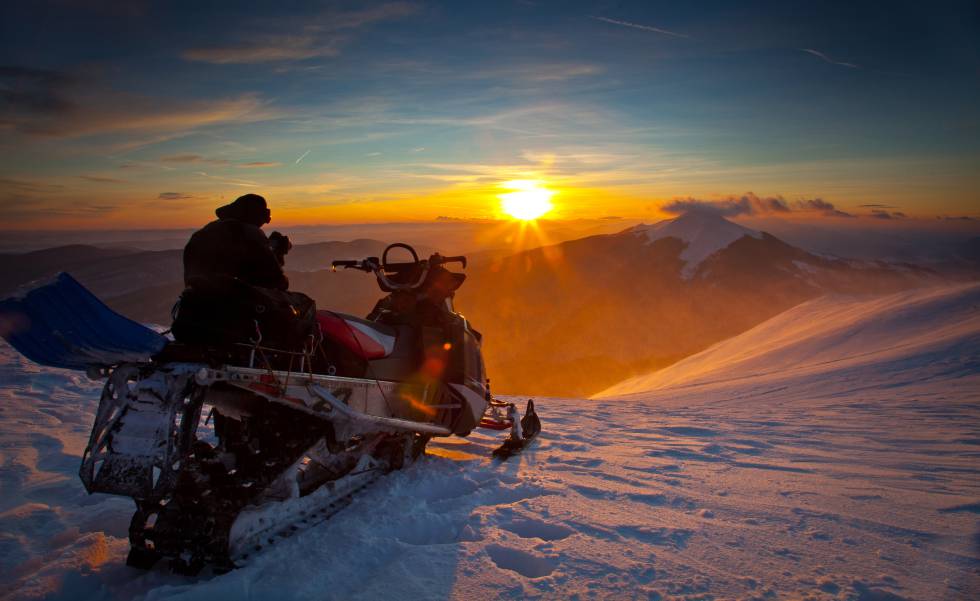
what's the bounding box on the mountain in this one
[456,212,939,397]
[629,211,763,278]
[1,283,977,600]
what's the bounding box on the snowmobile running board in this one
[194,365,453,437]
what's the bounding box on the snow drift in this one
[596,283,980,399]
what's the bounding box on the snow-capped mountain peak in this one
[630,211,763,277]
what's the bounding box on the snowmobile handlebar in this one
[331,244,466,291]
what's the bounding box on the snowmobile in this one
[0,243,539,574]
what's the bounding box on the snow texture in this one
[1,284,979,600]
[632,213,763,278]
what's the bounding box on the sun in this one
[498,180,555,221]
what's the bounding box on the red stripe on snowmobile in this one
[478,417,513,431]
[316,311,389,359]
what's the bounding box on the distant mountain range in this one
[457,212,944,396]
[0,213,960,397]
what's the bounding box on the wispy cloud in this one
[468,62,604,82]
[158,192,194,200]
[869,208,907,219]
[0,66,279,139]
[590,16,690,39]
[194,171,259,188]
[238,161,282,168]
[801,48,859,69]
[0,177,64,193]
[160,154,231,166]
[78,174,127,183]
[182,2,418,64]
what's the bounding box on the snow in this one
[631,213,763,278]
[596,283,980,398]
[1,283,979,600]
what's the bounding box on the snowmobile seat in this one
[0,272,167,371]
[316,311,397,360]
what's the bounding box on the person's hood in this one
[215,194,270,226]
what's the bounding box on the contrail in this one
[591,16,690,39]
[801,48,859,69]
[295,149,311,164]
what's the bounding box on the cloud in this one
[0,177,63,192]
[662,193,790,217]
[469,62,604,83]
[591,16,690,39]
[78,175,126,183]
[182,3,418,64]
[801,48,859,69]
[159,154,231,166]
[238,161,282,168]
[858,203,898,208]
[662,198,752,217]
[158,192,194,200]
[0,66,76,115]
[0,66,277,139]
[662,193,858,219]
[193,171,259,188]
[796,198,854,217]
[869,209,907,219]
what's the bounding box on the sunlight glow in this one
[499,180,555,221]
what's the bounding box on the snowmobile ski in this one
[492,399,541,459]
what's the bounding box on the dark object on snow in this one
[184,194,288,291]
[492,399,541,459]
[0,272,166,370]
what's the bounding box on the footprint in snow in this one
[500,518,574,541]
[485,544,558,578]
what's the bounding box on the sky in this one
[0,0,978,229]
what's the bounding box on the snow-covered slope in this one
[596,283,980,398]
[1,285,978,600]
[630,212,763,277]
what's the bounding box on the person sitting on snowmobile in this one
[173,194,316,351]
[183,194,290,290]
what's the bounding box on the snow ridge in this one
[596,282,980,398]
[630,212,762,277]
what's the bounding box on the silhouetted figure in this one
[173,194,316,351]
[183,194,289,290]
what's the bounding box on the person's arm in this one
[242,226,290,290]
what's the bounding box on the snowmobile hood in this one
[316,311,397,360]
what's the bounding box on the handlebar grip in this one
[440,255,467,268]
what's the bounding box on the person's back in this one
[183,194,288,291]
[173,194,315,350]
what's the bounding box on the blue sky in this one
[1,0,977,227]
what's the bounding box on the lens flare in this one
[499,180,555,221]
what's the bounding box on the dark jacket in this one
[183,218,288,291]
